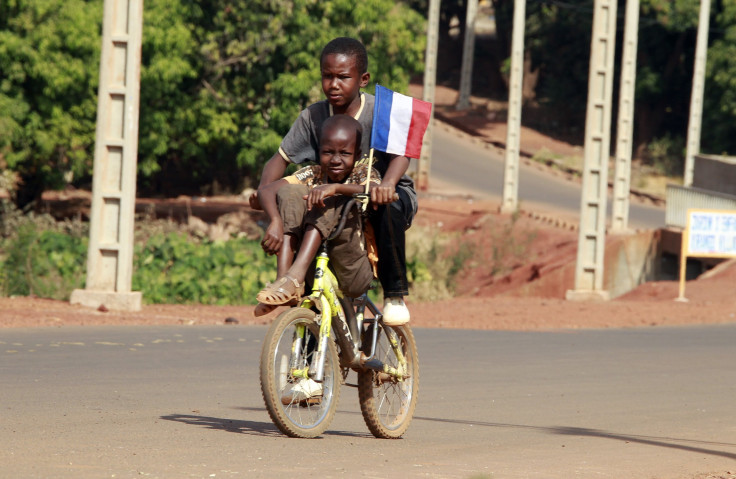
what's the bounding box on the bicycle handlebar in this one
[327,197,361,241]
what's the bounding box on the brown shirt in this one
[283,162,381,189]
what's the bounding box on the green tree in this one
[489,0,728,164]
[0,0,426,203]
[140,0,426,196]
[0,0,102,207]
[702,0,736,155]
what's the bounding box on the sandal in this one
[253,296,301,318]
[253,302,277,317]
[256,275,305,305]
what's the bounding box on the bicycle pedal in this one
[344,382,359,388]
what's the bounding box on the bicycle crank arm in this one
[361,358,409,381]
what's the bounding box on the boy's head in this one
[319,114,363,183]
[320,37,370,113]
[321,37,368,74]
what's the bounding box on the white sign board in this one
[687,210,736,256]
[678,208,736,301]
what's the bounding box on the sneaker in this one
[382,297,410,326]
[281,378,323,405]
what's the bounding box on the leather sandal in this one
[256,275,305,305]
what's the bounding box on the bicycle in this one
[259,195,419,438]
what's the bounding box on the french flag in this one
[370,85,432,159]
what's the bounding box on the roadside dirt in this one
[2,84,734,331]
[2,191,735,330]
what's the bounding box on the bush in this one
[0,201,275,304]
[404,225,475,301]
[0,200,88,299]
[644,134,685,177]
[132,232,274,305]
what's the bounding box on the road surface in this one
[426,124,666,229]
[2,325,735,478]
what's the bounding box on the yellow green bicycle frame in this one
[287,195,409,383]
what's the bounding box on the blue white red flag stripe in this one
[371,85,432,159]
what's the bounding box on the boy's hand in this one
[249,190,263,210]
[370,181,398,206]
[304,184,338,210]
[261,219,284,255]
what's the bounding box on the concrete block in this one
[565,289,611,302]
[70,289,142,312]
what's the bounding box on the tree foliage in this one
[702,0,736,155]
[488,0,736,163]
[0,0,426,204]
[6,0,736,201]
[0,0,102,206]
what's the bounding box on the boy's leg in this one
[369,188,415,325]
[276,184,309,275]
[277,234,299,278]
[257,184,311,307]
[255,232,299,314]
[284,226,322,283]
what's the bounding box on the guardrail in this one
[665,184,736,228]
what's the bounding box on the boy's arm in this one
[371,154,409,205]
[305,183,365,211]
[249,153,290,210]
[258,178,288,255]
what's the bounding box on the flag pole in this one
[362,148,375,212]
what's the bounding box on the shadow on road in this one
[160,413,283,437]
[162,408,372,439]
[551,426,736,461]
[411,415,736,460]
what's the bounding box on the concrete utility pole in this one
[501,0,526,214]
[610,0,640,233]
[566,0,617,301]
[684,0,711,187]
[456,0,479,110]
[416,0,441,191]
[70,0,143,311]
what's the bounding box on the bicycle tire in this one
[260,308,341,438]
[357,323,419,439]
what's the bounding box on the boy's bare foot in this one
[256,275,305,305]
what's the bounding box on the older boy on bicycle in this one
[250,37,416,326]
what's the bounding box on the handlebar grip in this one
[356,192,400,202]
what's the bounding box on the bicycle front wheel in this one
[260,308,341,438]
[358,323,419,438]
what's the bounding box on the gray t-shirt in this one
[278,92,417,208]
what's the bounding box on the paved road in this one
[427,124,666,229]
[3,325,735,478]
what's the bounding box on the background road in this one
[427,124,666,229]
[3,324,735,478]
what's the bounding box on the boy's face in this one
[319,126,359,183]
[321,53,370,113]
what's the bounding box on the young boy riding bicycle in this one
[255,114,380,312]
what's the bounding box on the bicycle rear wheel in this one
[358,323,419,438]
[260,308,341,438]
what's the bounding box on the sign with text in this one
[678,208,736,301]
[686,209,736,256]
